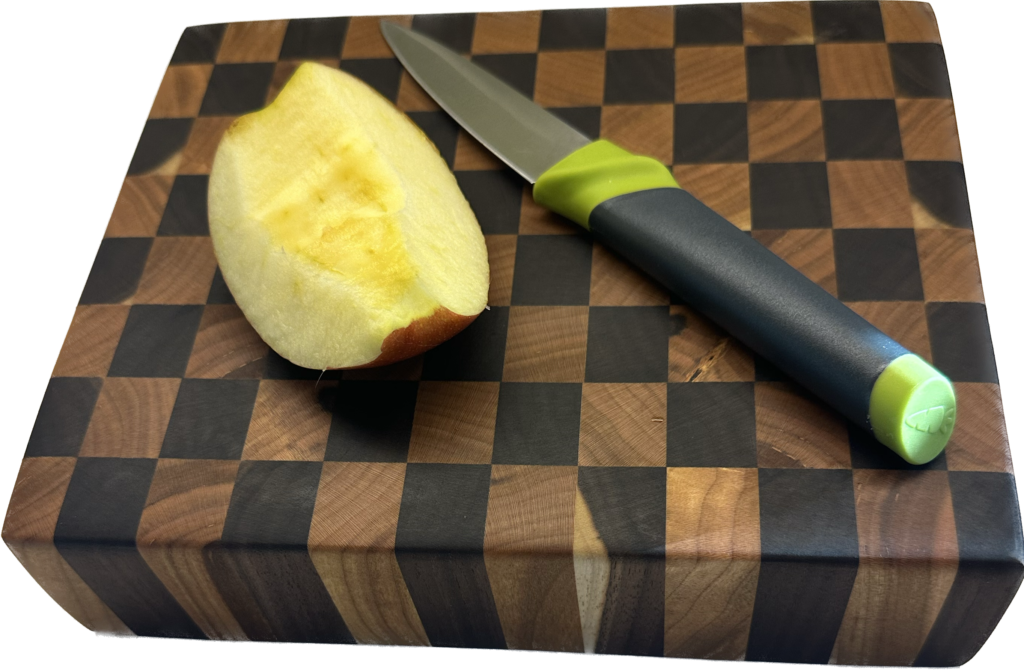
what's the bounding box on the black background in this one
[8,2,1015,663]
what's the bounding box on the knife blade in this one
[381,21,957,464]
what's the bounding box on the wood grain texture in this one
[898,99,961,161]
[828,160,912,228]
[945,383,1014,473]
[675,46,747,102]
[396,71,440,112]
[601,104,673,165]
[590,242,669,306]
[847,301,932,361]
[105,175,175,237]
[454,131,504,170]
[52,305,129,377]
[917,229,984,302]
[472,11,541,53]
[669,304,754,383]
[743,2,814,45]
[133,237,217,305]
[520,188,577,235]
[573,487,610,654]
[756,382,851,468]
[242,380,331,461]
[485,235,516,306]
[752,229,836,296]
[672,164,751,230]
[665,467,760,660]
[137,458,245,640]
[606,6,673,48]
[79,378,180,458]
[881,1,942,43]
[817,44,894,99]
[503,306,588,382]
[832,470,958,665]
[150,65,213,118]
[484,465,582,651]
[185,305,268,379]
[217,21,288,63]
[343,15,412,59]
[3,458,131,635]
[408,381,498,464]
[748,100,825,162]
[179,116,235,175]
[309,462,428,645]
[577,467,666,656]
[579,383,667,466]
[535,51,606,107]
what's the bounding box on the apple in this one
[208,62,489,370]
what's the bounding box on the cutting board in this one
[4,2,1021,666]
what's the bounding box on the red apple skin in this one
[342,308,479,369]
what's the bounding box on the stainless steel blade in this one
[381,22,590,183]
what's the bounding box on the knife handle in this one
[533,140,955,464]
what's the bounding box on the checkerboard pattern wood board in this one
[4,2,1022,665]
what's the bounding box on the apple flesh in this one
[208,62,489,369]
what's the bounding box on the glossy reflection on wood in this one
[665,467,760,660]
[832,470,958,665]
[484,465,582,651]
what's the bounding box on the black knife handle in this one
[589,187,907,431]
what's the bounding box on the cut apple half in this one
[208,62,489,369]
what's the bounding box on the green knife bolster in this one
[532,140,679,229]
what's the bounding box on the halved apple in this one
[208,62,489,369]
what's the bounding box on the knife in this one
[380,22,956,465]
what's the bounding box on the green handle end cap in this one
[869,353,956,465]
[533,139,678,228]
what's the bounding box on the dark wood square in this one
[128,118,193,175]
[206,268,235,304]
[511,235,593,305]
[927,302,999,384]
[411,13,477,54]
[472,53,537,98]
[492,383,581,465]
[160,379,260,459]
[199,63,275,116]
[407,111,460,167]
[674,103,748,163]
[585,306,671,382]
[279,18,349,59]
[833,228,923,301]
[324,381,418,462]
[539,9,606,50]
[889,43,952,98]
[675,3,743,45]
[157,175,208,236]
[79,238,152,305]
[750,162,832,229]
[339,58,404,102]
[107,305,203,378]
[24,378,102,458]
[746,45,820,100]
[170,24,226,64]
[549,106,602,138]
[456,170,523,234]
[906,161,973,229]
[667,382,756,467]
[811,1,885,42]
[822,99,903,160]
[605,49,675,103]
[422,306,508,381]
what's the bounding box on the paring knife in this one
[381,22,956,464]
